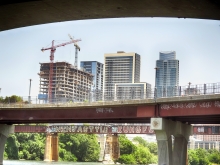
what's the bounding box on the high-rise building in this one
[80,61,103,101]
[114,83,151,100]
[38,61,93,102]
[104,51,141,100]
[155,51,179,97]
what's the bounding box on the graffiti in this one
[161,103,197,109]
[161,104,171,110]
[172,103,184,108]
[47,125,153,134]
[96,108,114,113]
[215,101,220,108]
[199,102,212,108]
[185,103,197,108]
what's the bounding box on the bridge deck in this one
[0,95,220,124]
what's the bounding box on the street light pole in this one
[29,79,32,103]
[188,82,191,95]
[154,67,158,100]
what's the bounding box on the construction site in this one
[38,61,93,102]
[38,35,93,103]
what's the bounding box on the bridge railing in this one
[0,82,220,108]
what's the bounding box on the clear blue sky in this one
[0,17,219,97]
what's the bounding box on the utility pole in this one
[154,67,159,100]
[29,79,32,103]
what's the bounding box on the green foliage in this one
[59,133,100,162]
[117,135,157,165]
[133,136,158,155]
[13,133,45,160]
[133,145,156,164]
[119,135,137,155]
[0,96,4,103]
[188,148,210,165]
[117,154,136,164]
[5,135,19,159]
[208,149,220,164]
[1,95,23,103]
[133,136,148,147]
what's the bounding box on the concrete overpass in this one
[1,0,220,32]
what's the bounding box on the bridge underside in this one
[2,116,220,124]
[1,104,220,124]
[1,0,220,32]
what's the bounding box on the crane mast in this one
[41,37,81,102]
[68,34,80,68]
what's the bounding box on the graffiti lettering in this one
[48,125,154,134]
[161,104,171,110]
[185,103,197,108]
[215,101,220,108]
[96,108,114,113]
[200,102,212,108]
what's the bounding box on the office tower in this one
[155,51,179,97]
[114,83,151,100]
[38,62,93,102]
[104,51,140,100]
[80,61,103,101]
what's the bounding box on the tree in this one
[59,133,100,162]
[208,149,220,164]
[133,145,156,164]
[119,135,136,155]
[133,136,158,155]
[117,154,136,164]
[188,148,210,165]
[15,133,46,160]
[1,95,23,104]
[133,136,148,147]
[5,135,19,159]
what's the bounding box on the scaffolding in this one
[38,61,93,103]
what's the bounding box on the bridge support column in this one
[103,134,120,163]
[44,133,58,162]
[0,125,14,165]
[150,118,192,165]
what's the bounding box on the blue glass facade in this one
[80,61,103,100]
[155,51,179,97]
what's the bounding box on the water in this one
[3,160,106,165]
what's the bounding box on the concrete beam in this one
[0,125,14,165]
[1,0,220,32]
[150,118,192,165]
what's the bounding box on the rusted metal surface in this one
[1,99,220,124]
[14,125,220,135]
[160,100,220,116]
[14,125,47,132]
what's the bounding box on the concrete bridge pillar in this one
[44,133,58,162]
[103,134,120,163]
[0,125,14,165]
[150,118,192,165]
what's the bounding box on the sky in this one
[0,17,220,98]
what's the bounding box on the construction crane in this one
[41,37,81,102]
[68,34,80,68]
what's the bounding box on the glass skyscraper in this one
[155,51,179,97]
[80,61,103,101]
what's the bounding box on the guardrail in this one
[1,93,220,109]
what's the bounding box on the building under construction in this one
[38,61,93,102]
